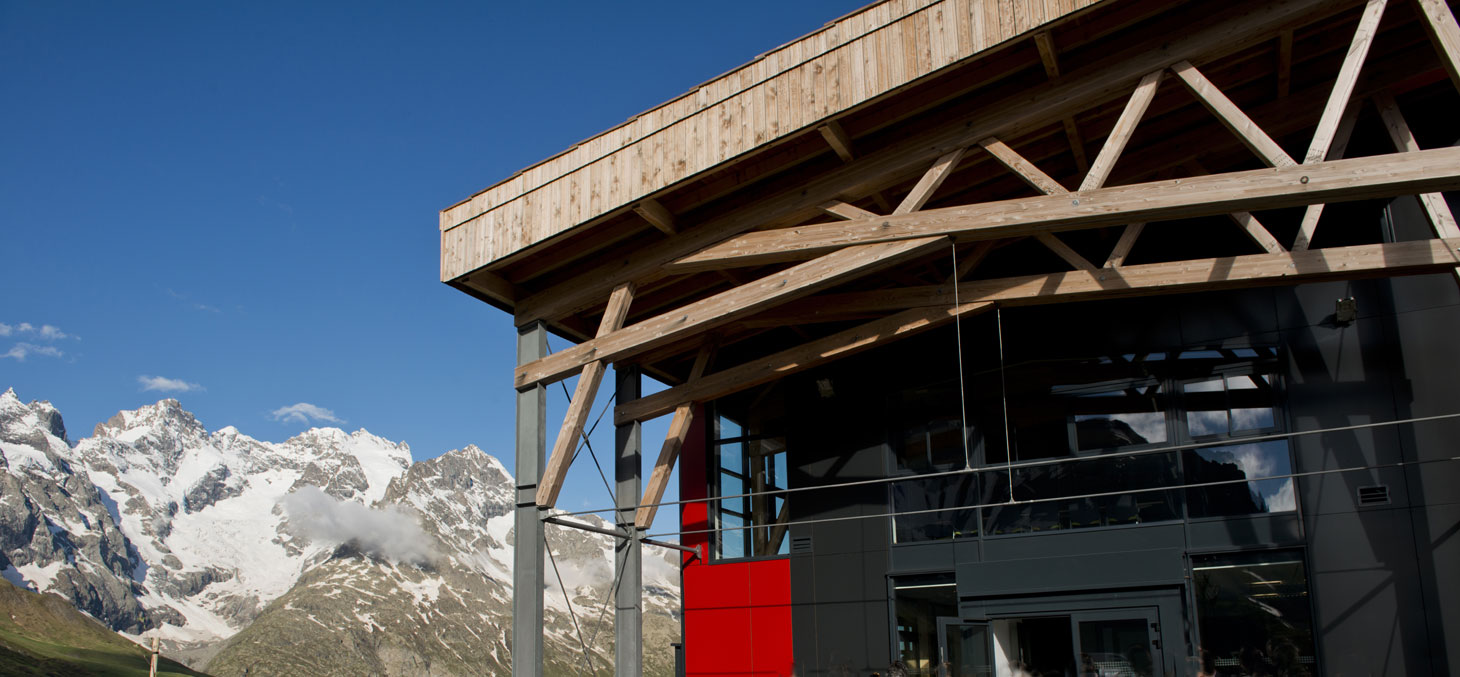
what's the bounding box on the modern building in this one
[440,0,1460,674]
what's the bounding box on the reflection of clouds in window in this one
[1104,413,1166,444]
[1188,410,1227,436]
[1264,479,1296,512]
[1231,443,1277,477]
[1231,407,1274,431]
[1184,378,1225,392]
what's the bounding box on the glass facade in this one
[1192,551,1318,675]
[892,574,957,676]
[712,408,790,560]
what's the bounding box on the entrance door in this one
[1071,608,1162,677]
[979,608,1163,677]
[936,617,993,677]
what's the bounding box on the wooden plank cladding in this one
[440,0,1103,282]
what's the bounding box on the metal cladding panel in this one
[957,548,1186,599]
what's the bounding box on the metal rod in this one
[544,515,629,540]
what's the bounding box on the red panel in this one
[681,408,793,676]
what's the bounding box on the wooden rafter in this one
[820,200,879,220]
[1185,161,1287,254]
[1034,31,1090,173]
[980,137,1069,195]
[619,237,1460,424]
[819,121,856,163]
[1304,0,1389,165]
[895,149,967,214]
[949,240,1001,283]
[1291,101,1363,251]
[1103,223,1146,268]
[635,341,714,529]
[1081,69,1163,191]
[510,0,1343,326]
[633,199,677,236]
[1414,0,1460,92]
[515,236,947,388]
[535,281,635,508]
[1278,30,1294,98]
[1036,233,1098,272]
[1373,90,1460,239]
[671,146,1460,271]
[1170,61,1295,168]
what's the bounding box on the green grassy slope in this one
[0,578,206,677]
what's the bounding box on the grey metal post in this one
[514,322,547,677]
[615,365,643,676]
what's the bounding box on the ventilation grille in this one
[790,536,814,555]
[1358,485,1391,506]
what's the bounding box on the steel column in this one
[615,365,643,676]
[513,322,547,677]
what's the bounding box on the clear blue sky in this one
[0,1,866,526]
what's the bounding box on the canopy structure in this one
[441,0,1460,674]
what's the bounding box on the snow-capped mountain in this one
[0,389,682,675]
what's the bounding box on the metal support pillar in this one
[615,365,643,676]
[513,322,547,677]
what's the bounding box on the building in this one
[439,0,1460,674]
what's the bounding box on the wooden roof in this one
[440,0,1102,285]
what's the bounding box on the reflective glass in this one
[717,415,742,439]
[983,452,1181,534]
[893,575,956,676]
[1185,441,1295,517]
[892,474,979,542]
[1192,552,1317,675]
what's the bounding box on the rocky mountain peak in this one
[0,389,67,447]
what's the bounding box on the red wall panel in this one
[680,406,794,676]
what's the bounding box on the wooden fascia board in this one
[513,236,947,389]
[668,146,1460,271]
[618,237,1460,423]
[508,0,1351,326]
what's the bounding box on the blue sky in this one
[0,1,865,527]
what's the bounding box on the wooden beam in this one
[511,0,1342,326]
[1064,118,1091,174]
[633,199,677,236]
[535,281,636,508]
[624,238,1460,423]
[463,269,519,303]
[617,302,997,424]
[819,121,856,163]
[1304,0,1388,164]
[1229,211,1288,254]
[1081,70,1164,191]
[1035,31,1061,79]
[776,238,1460,317]
[820,200,880,220]
[894,148,967,214]
[1292,100,1363,250]
[671,147,1460,271]
[1103,223,1146,268]
[1414,0,1460,92]
[1036,233,1099,272]
[980,137,1069,195]
[516,236,947,388]
[635,342,714,529]
[1373,89,1460,238]
[1170,60,1297,168]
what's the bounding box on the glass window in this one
[1185,441,1295,517]
[892,574,957,677]
[892,474,979,543]
[1192,551,1318,675]
[710,406,790,560]
[982,452,1182,534]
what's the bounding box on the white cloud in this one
[138,375,203,393]
[2,343,64,361]
[0,322,75,341]
[281,486,436,565]
[271,402,343,425]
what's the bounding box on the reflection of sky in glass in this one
[717,416,742,439]
[1195,442,1295,512]
[1231,407,1274,431]
[719,441,742,471]
[1076,412,1167,445]
[1188,410,1227,436]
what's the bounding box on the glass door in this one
[1071,609,1162,677]
[936,617,993,677]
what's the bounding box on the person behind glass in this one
[1078,652,1098,677]
[887,661,908,677]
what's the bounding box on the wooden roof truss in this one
[510,0,1460,512]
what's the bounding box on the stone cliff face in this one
[0,389,682,675]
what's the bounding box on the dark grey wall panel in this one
[981,523,1185,561]
[1275,279,1394,330]
[888,541,955,572]
[1177,287,1278,345]
[957,548,1185,598]
[1307,507,1431,676]
[1410,503,1459,676]
[1186,513,1302,549]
